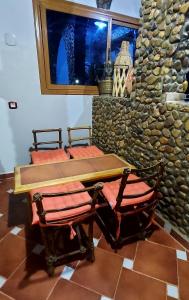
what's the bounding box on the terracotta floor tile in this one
[178,260,189,300]
[170,230,189,251]
[148,226,184,250]
[2,253,62,300]
[0,291,15,300]
[0,194,9,213]
[0,220,12,240]
[134,241,178,284]
[49,279,100,300]
[0,234,30,278]
[71,247,123,298]
[0,179,14,194]
[1,177,14,187]
[0,212,8,223]
[115,268,166,300]
[0,178,188,299]
[5,193,29,228]
[98,237,137,259]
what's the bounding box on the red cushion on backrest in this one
[102,174,154,209]
[29,181,91,225]
[67,145,104,159]
[31,149,69,164]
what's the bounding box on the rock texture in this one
[132,0,189,103]
[92,1,189,237]
[93,97,189,235]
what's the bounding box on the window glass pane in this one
[111,24,138,64]
[46,9,108,85]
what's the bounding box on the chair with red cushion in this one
[30,128,69,164]
[29,181,103,276]
[66,126,104,159]
[96,160,164,251]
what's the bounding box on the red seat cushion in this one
[67,145,104,159]
[30,182,91,225]
[102,174,154,209]
[31,149,69,164]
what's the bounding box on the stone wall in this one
[93,96,189,236]
[132,0,189,103]
[92,1,189,237]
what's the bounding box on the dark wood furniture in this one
[14,154,134,194]
[96,160,164,251]
[29,128,69,164]
[66,126,104,159]
[30,181,103,276]
[67,126,92,147]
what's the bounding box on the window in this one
[33,0,139,95]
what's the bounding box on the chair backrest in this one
[67,126,92,147]
[115,160,164,212]
[32,183,103,226]
[31,128,63,151]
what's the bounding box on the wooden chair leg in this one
[40,227,55,277]
[47,256,55,277]
[75,225,86,254]
[87,217,95,262]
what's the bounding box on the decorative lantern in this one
[112,41,133,97]
[96,0,112,9]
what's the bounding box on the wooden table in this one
[14,154,134,194]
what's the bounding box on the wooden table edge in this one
[14,154,135,194]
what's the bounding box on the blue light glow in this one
[94,21,107,30]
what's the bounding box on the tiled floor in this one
[0,177,189,300]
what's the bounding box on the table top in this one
[14,154,134,194]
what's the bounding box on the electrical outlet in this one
[8,101,17,109]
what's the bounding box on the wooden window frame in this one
[33,0,139,95]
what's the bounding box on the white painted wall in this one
[0,0,140,174]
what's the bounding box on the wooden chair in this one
[96,160,164,251]
[30,128,69,164]
[30,181,103,276]
[66,126,104,159]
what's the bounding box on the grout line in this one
[146,238,186,252]
[176,259,180,300]
[5,255,28,283]
[169,234,189,253]
[133,241,139,265]
[0,231,13,244]
[132,267,178,286]
[97,246,125,259]
[97,242,137,260]
[0,291,15,300]
[2,239,40,283]
[69,279,102,297]
[112,261,123,299]
[16,233,28,241]
[154,218,189,250]
[46,276,61,300]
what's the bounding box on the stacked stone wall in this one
[132,0,189,103]
[93,96,189,236]
[92,1,189,237]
